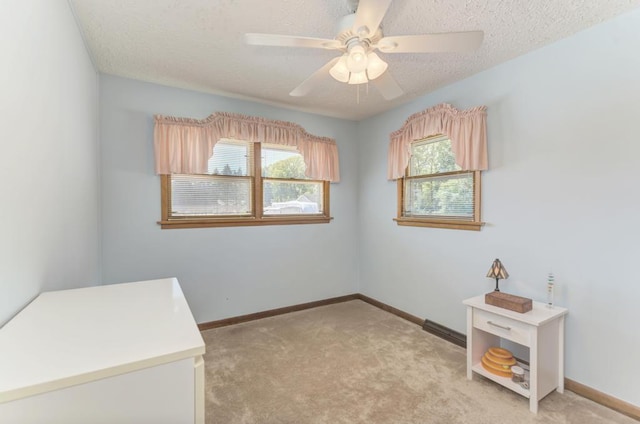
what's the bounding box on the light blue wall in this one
[99,75,360,324]
[357,8,640,406]
[0,0,100,326]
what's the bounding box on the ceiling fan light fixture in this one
[366,52,388,80]
[329,55,350,83]
[347,45,368,73]
[348,71,368,85]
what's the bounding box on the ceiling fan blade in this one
[290,57,341,97]
[245,33,341,50]
[371,70,403,100]
[352,0,393,38]
[377,31,484,53]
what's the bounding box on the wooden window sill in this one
[394,217,484,231]
[159,216,332,229]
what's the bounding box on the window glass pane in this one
[262,145,307,179]
[171,174,252,216]
[409,136,460,177]
[404,173,474,218]
[208,139,253,176]
[262,144,320,215]
[263,180,323,215]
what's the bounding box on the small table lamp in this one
[484,258,531,313]
[486,258,509,292]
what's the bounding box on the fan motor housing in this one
[336,13,383,48]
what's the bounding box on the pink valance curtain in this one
[387,103,488,180]
[154,112,340,182]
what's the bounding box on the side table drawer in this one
[473,309,532,346]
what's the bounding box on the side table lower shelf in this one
[471,363,530,398]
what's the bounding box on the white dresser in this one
[0,278,205,424]
[464,295,568,413]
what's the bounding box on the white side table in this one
[463,295,568,413]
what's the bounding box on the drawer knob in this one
[487,320,511,331]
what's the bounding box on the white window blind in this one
[170,140,253,216]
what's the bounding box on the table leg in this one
[557,315,565,393]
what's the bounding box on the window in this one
[261,145,325,216]
[160,139,330,228]
[396,134,483,231]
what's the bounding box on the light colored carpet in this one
[201,300,635,423]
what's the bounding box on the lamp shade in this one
[348,71,368,85]
[347,45,368,73]
[486,258,509,292]
[329,55,350,83]
[486,259,509,280]
[366,52,388,80]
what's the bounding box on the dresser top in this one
[0,278,205,403]
[463,294,568,326]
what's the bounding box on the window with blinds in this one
[398,135,481,230]
[161,139,330,228]
[170,140,253,217]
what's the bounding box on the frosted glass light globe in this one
[347,45,368,73]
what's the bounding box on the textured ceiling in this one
[69,0,640,121]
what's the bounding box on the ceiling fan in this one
[244,0,483,100]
